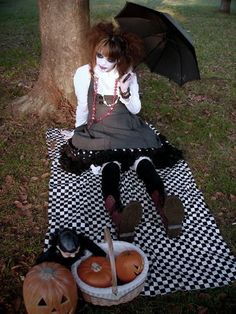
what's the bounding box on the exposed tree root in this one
[11,87,75,127]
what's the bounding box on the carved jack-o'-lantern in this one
[23,262,78,314]
[115,250,144,283]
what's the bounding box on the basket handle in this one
[104,227,118,295]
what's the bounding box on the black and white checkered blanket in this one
[45,127,236,296]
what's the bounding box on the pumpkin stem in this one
[91,262,102,272]
[40,267,56,280]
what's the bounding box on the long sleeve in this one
[74,64,91,127]
[119,73,141,114]
[36,247,80,269]
[78,234,107,257]
[35,247,56,264]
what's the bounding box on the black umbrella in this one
[115,1,200,86]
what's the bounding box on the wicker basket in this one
[71,228,149,306]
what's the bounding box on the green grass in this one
[0,0,236,313]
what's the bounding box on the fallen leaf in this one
[188,93,208,102]
[30,176,38,182]
[22,203,32,210]
[13,296,21,312]
[197,306,208,314]
[202,109,211,117]
[14,201,23,209]
[19,186,27,193]
[217,292,227,301]
[0,262,6,273]
[40,192,48,197]
[212,191,225,199]
[186,303,195,311]
[41,158,49,166]
[5,175,14,185]
[198,292,211,301]
[43,201,48,209]
[41,172,50,179]
[19,193,28,202]
[21,209,32,217]
[21,176,28,182]
[11,265,21,271]
[230,194,236,202]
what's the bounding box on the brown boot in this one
[152,193,184,238]
[118,201,142,242]
[104,196,142,243]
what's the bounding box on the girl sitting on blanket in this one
[60,21,184,242]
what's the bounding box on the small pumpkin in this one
[115,250,144,283]
[23,262,78,314]
[77,256,112,288]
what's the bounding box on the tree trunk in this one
[219,0,231,13]
[13,0,90,123]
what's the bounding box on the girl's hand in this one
[119,72,134,93]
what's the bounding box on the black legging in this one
[102,162,121,203]
[136,158,165,197]
[102,159,165,203]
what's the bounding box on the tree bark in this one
[219,0,231,13]
[13,0,90,123]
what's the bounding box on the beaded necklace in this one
[87,76,119,129]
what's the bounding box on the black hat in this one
[57,228,80,253]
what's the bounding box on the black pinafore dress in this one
[60,79,182,174]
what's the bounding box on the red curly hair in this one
[87,21,144,78]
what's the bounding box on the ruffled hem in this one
[59,135,183,175]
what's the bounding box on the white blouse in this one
[74,64,141,127]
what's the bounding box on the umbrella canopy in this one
[115,2,200,86]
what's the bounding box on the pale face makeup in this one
[56,245,80,258]
[96,52,117,72]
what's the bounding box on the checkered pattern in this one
[45,128,236,296]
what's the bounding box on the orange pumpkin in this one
[23,262,77,314]
[23,262,78,314]
[77,256,112,288]
[115,250,144,283]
